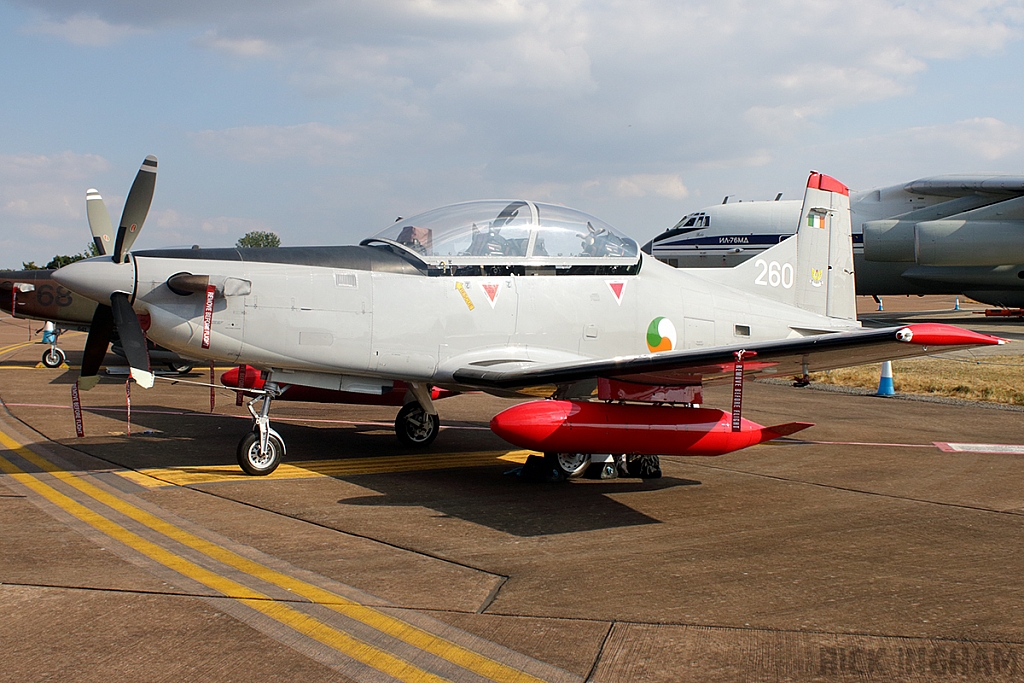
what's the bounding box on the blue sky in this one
[1,0,1023,267]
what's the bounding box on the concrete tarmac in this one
[2,312,1024,682]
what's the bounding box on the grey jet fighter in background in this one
[54,168,1003,477]
[644,175,1024,308]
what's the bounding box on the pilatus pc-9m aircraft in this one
[54,169,1002,477]
[644,176,1024,307]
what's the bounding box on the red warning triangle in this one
[481,283,500,308]
[606,280,626,305]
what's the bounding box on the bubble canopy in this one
[366,200,639,268]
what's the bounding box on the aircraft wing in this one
[902,175,1024,198]
[452,323,1004,390]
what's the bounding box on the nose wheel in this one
[237,428,286,476]
[237,380,287,475]
[41,346,66,368]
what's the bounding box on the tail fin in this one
[689,172,857,320]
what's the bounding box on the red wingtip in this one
[807,172,850,196]
[896,323,1005,346]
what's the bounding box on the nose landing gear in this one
[237,380,288,476]
[40,322,66,368]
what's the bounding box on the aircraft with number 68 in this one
[53,169,1004,477]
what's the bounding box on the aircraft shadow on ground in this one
[47,405,702,536]
[336,473,701,537]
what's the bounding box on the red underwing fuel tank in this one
[490,400,812,457]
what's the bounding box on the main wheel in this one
[236,429,285,476]
[625,454,662,479]
[395,403,440,447]
[168,362,194,374]
[544,452,590,479]
[41,347,66,368]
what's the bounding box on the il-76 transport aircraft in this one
[54,169,1003,477]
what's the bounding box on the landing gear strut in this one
[237,380,287,475]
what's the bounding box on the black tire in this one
[625,454,662,479]
[395,403,440,447]
[41,347,66,368]
[544,451,590,479]
[169,362,194,374]
[236,430,285,476]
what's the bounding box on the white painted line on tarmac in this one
[934,442,1024,455]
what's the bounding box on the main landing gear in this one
[234,378,441,475]
[237,380,287,476]
[395,382,439,447]
[536,453,662,481]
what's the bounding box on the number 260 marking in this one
[754,259,794,288]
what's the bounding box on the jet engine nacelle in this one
[864,220,1024,266]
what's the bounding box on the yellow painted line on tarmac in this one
[0,429,548,683]
[0,446,447,683]
[0,340,39,358]
[126,450,537,487]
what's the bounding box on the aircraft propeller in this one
[76,155,158,390]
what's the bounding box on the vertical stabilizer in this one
[795,172,856,319]
[689,171,857,320]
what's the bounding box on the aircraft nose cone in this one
[52,256,135,305]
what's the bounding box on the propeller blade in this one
[79,303,115,391]
[85,189,113,256]
[109,292,154,388]
[112,155,157,263]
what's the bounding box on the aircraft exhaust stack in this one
[490,400,812,458]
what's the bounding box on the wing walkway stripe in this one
[0,427,548,683]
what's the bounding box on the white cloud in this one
[0,151,110,182]
[200,215,275,236]
[25,13,145,46]
[192,30,277,58]
[613,174,689,200]
[883,117,1024,162]
[0,152,111,223]
[189,123,357,164]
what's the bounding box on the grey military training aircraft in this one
[644,175,1024,307]
[53,166,1003,477]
